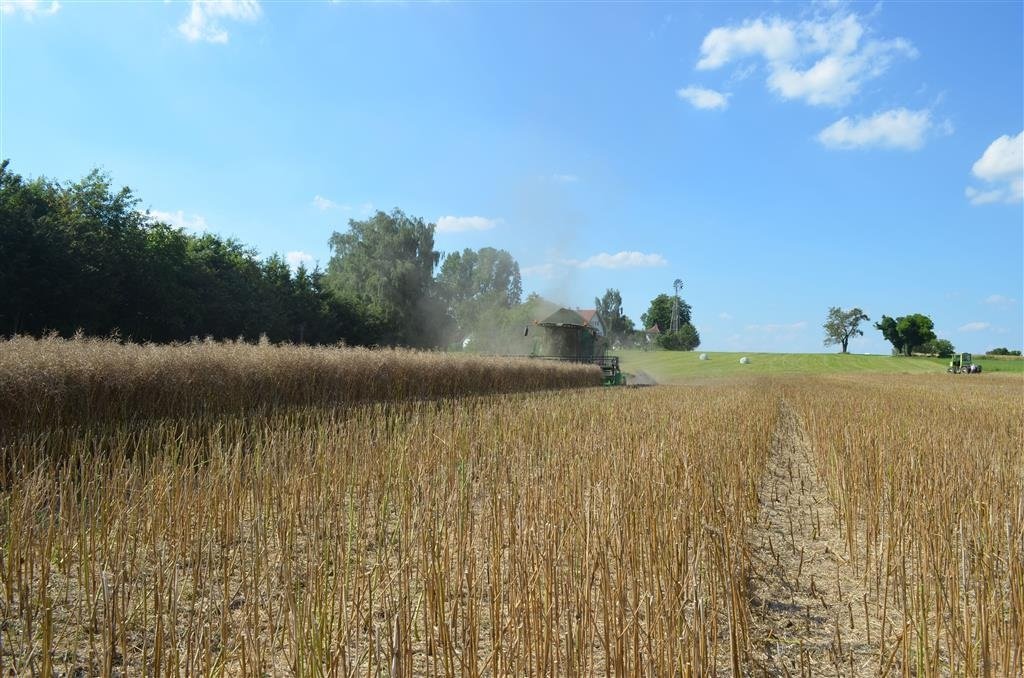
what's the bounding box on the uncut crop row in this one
[0,336,601,435]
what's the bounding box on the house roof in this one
[645,323,661,334]
[576,309,599,325]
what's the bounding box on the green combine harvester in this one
[948,352,982,374]
[525,308,625,386]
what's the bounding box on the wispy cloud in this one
[566,251,667,269]
[436,215,500,233]
[958,321,991,332]
[286,251,315,271]
[965,131,1023,205]
[520,263,558,279]
[818,108,939,150]
[676,85,731,110]
[1,0,60,18]
[148,209,209,233]
[312,195,340,211]
[179,0,261,44]
[983,294,1017,307]
[718,312,734,320]
[745,321,808,333]
[696,10,915,107]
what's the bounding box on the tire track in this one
[747,402,879,677]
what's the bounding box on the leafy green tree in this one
[594,289,635,344]
[920,338,955,357]
[325,209,442,346]
[822,306,870,353]
[658,324,700,351]
[436,247,522,340]
[875,313,936,356]
[986,347,1022,356]
[0,160,382,346]
[641,293,691,333]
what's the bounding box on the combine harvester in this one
[524,308,625,386]
[948,352,982,374]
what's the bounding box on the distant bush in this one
[985,347,1022,356]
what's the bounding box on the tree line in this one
[2,161,704,351]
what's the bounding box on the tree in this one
[641,293,691,332]
[875,313,936,356]
[658,324,700,351]
[822,306,870,353]
[986,347,1022,356]
[920,338,955,357]
[594,289,635,344]
[0,159,382,346]
[436,247,522,340]
[325,209,442,346]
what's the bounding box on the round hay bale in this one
[699,353,708,361]
[739,356,750,364]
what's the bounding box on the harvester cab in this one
[948,353,982,374]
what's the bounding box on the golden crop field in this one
[0,339,1020,676]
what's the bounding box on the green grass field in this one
[614,349,1024,384]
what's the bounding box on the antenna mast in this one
[670,278,683,333]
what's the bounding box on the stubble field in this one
[1,338,1021,676]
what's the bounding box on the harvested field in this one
[0,344,1020,676]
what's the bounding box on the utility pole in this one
[670,278,683,333]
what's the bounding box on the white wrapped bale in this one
[699,353,708,361]
[739,356,750,364]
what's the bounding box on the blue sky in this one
[3,0,1022,353]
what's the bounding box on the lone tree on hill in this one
[823,306,870,353]
[875,313,936,356]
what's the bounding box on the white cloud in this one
[567,251,668,269]
[676,85,731,110]
[966,131,1023,205]
[520,263,558,279]
[964,187,1006,205]
[697,11,915,107]
[818,108,934,150]
[313,195,341,211]
[179,0,261,44]
[149,209,209,233]
[984,294,1016,306]
[718,312,734,320]
[286,251,315,271]
[958,322,991,333]
[436,216,500,233]
[1,0,60,17]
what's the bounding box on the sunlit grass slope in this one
[615,349,946,383]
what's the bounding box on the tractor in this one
[948,352,982,374]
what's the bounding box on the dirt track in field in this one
[746,403,879,677]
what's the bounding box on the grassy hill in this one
[614,349,1023,384]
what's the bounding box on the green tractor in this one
[948,352,982,374]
